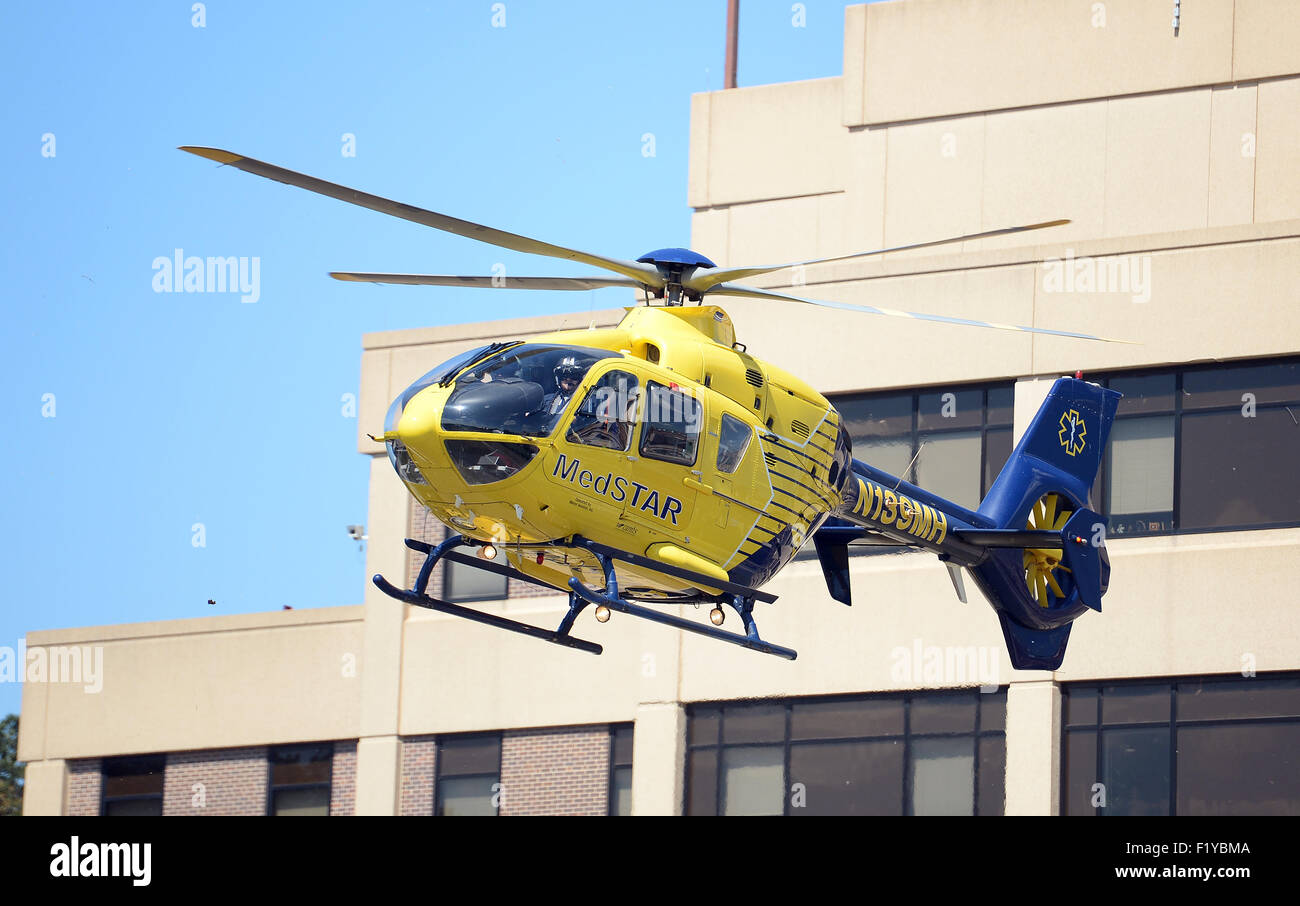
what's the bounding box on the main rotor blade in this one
[687,219,1070,292]
[708,283,1136,343]
[179,146,665,287]
[329,273,641,291]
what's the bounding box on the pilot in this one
[544,356,585,422]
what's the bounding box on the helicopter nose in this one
[394,389,442,445]
[383,388,448,489]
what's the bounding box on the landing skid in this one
[371,534,797,660]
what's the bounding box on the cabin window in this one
[716,412,752,474]
[567,370,640,452]
[640,382,702,466]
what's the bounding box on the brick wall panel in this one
[400,735,438,816]
[330,741,357,816]
[499,726,610,817]
[407,505,447,599]
[66,759,101,816]
[163,747,268,816]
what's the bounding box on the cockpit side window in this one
[567,370,640,452]
[716,412,752,474]
[640,381,702,466]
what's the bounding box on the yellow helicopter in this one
[181,147,1124,670]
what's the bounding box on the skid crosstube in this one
[370,534,797,660]
[563,537,796,660]
[371,574,602,655]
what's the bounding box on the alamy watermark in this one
[0,640,103,693]
[50,837,150,886]
[152,249,260,303]
[1042,249,1151,304]
[890,638,1000,692]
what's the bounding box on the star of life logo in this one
[1058,409,1087,457]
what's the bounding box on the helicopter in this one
[181,146,1125,670]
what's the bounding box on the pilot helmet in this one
[554,356,584,389]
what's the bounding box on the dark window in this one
[268,743,332,816]
[640,382,702,466]
[609,724,634,816]
[567,370,640,452]
[101,755,165,816]
[1092,357,1300,537]
[716,412,753,474]
[1062,673,1300,815]
[436,734,501,816]
[685,690,1006,816]
[831,384,1014,512]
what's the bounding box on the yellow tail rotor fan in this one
[1023,493,1074,607]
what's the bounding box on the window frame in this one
[639,380,703,467]
[565,367,641,454]
[817,382,1014,559]
[1061,671,1300,816]
[608,723,635,816]
[684,689,1007,816]
[715,411,753,474]
[829,382,1014,505]
[435,732,503,817]
[1091,356,1300,539]
[266,742,334,816]
[100,754,166,816]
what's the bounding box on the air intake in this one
[745,369,764,388]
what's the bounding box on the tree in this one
[0,714,23,816]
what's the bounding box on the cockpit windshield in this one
[441,344,616,437]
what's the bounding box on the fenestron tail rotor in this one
[1023,493,1076,608]
[180,146,1132,342]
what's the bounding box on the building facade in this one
[19,0,1300,815]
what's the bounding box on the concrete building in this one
[19,0,1300,816]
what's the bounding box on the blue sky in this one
[0,0,863,715]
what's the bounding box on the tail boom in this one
[815,377,1120,670]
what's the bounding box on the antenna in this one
[725,0,740,89]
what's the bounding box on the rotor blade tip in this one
[179,146,242,164]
